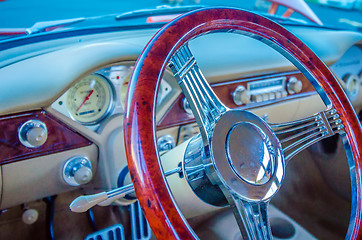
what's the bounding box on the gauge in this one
[66,74,114,125]
[118,66,171,107]
[118,66,133,106]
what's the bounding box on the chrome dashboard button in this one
[252,94,263,102]
[18,120,48,148]
[262,93,270,101]
[287,77,303,94]
[157,134,176,151]
[232,85,251,105]
[269,92,276,100]
[182,98,193,115]
[281,90,288,98]
[63,156,93,186]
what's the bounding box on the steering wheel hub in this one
[226,122,275,185]
[211,110,284,201]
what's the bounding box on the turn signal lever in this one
[70,167,182,213]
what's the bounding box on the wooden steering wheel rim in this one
[124,7,362,239]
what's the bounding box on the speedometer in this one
[66,74,114,125]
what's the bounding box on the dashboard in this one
[52,44,362,151]
[0,24,360,212]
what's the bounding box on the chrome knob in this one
[22,208,39,225]
[232,85,250,105]
[157,135,176,151]
[63,156,93,186]
[74,167,93,185]
[18,120,48,148]
[182,98,193,116]
[287,77,303,94]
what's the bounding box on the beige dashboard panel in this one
[1,144,98,209]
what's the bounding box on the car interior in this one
[0,1,361,240]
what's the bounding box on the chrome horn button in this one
[211,110,285,202]
[226,122,275,185]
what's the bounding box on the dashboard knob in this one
[22,209,39,225]
[287,77,303,94]
[182,98,193,116]
[232,85,250,105]
[74,167,93,185]
[157,135,176,151]
[18,120,48,148]
[63,156,93,186]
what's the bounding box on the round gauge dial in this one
[119,66,133,106]
[66,74,114,125]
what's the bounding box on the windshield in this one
[0,0,361,34]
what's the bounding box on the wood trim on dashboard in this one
[157,71,316,130]
[0,110,92,165]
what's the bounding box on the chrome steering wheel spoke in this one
[270,108,344,163]
[229,194,272,240]
[169,44,227,143]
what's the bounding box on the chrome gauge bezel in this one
[66,73,116,126]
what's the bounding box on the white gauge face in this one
[66,74,114,125]
[117,65,171,108]
[118,66,133,106]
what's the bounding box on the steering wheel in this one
[124,7,362,239]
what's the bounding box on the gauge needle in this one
[76,90,94,112]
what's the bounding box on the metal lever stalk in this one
[70,167,182,213]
